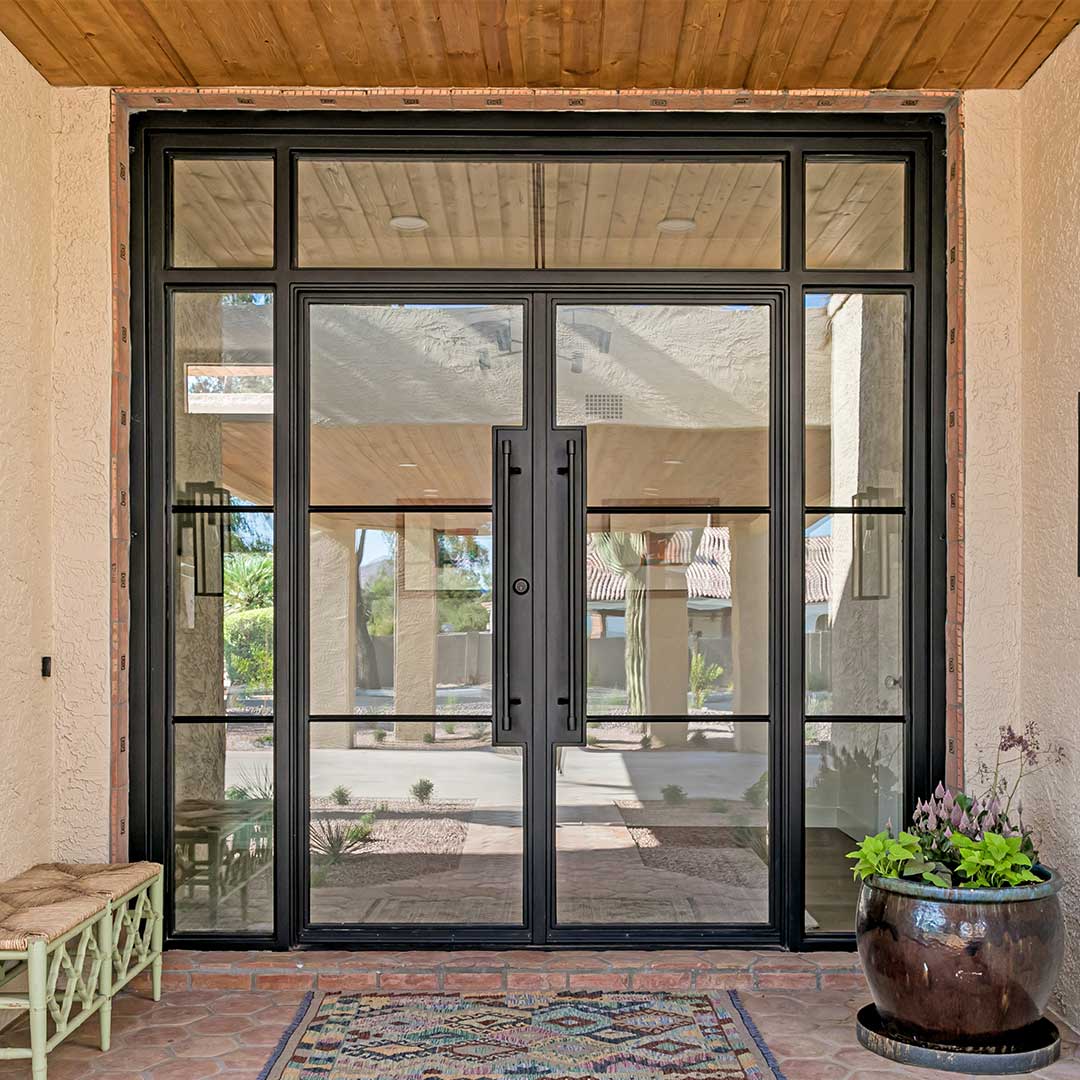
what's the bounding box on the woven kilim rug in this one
[259,989,786,1079]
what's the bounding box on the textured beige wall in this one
[962,90,1024,777]
[1017,25,1080,1026]
[0,32,112,875]
[50,84,113,862]
[964,26,1080,1025]
[0,32,55,879]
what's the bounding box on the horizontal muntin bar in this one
[172,715,274,724]
[803,714,906,724]
[805,505,905,515]
[587,714,770,724]
[170,504,273,514]
[308,714,493,724]
[309,504,492,515]
[588,505,770,515]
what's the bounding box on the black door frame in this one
[129,110,947,952]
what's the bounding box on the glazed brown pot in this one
[856,868,1064,1046]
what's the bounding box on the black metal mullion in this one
[271,144,293,949]
[295,293,313,938]
[928,121,949,790]
[532,291,553,944]
[783,148,806,950]
[128,118,151,868]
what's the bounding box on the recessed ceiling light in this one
[657,217,696,234]
[398,462,418,468]
[663,459,684,466]
[388,215,429,232]
[422,488,439,495]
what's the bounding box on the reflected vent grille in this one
[584,393,623,420]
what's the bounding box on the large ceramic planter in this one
[856,868,1064,1046]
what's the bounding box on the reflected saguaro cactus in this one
[591,529,649,715]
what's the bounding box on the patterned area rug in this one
[260,990,785,1079]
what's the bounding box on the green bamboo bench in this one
[0,862,163,1079]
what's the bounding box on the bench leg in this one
[27,940,48,1080]
[150,872,164,1002]
[97,911,113,1051]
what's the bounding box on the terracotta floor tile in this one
[3,955,1075,1080]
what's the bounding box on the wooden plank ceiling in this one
[2,0,1078,90]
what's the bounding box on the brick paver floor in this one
[0,951,1075,1079]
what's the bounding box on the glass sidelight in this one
[802,292,909,934]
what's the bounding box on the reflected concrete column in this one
[826,294,902,716]
[394,516,437,741]
[173,294,226,800]
[730,517,769,755]
[644,561,690,747]
[310,523,357,749]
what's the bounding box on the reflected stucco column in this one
[731,517,770,755]
[644,561,690,747]
[309,523,357,749]
[827,294,903,716]
[394,516,436,741]
[173,294,226,800]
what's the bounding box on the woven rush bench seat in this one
[0,862,163,1080]
[0,874,108,952]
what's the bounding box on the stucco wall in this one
[1017,25,1080,1026]
[0,32,112,875]
[961,90,1024,779]
[50,84,113,862]
[0,32,55,880]
[964,26,1080,1026]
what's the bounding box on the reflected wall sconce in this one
[183,482,231,596]
[852,487,892,601]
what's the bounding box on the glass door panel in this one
[555,303,771,506]
[555,721,770,925]
[305,300,527,930]
[552,299,774,930]
[308,302,524,506]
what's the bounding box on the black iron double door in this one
[300,288,784,946]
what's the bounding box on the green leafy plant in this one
[410,777,435,804]
[743,770,769,809]
[847,830,950,887]
[372,728,387,743]
[846,722,1066,890]
[223,552,274,614]
[950,833,1041,888]
[661,784,688,806]
[225,764,275,801]
[422,731,436,744]
[689,652,725,708]
[223,607,274,693]
[331,784,352,807]
[442,722,457,734]
[709,799,730,814]
[309,815,376,863]
[254,732,274,747]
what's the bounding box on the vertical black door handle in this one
[497,439,513,732]
[566,439,580,733]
